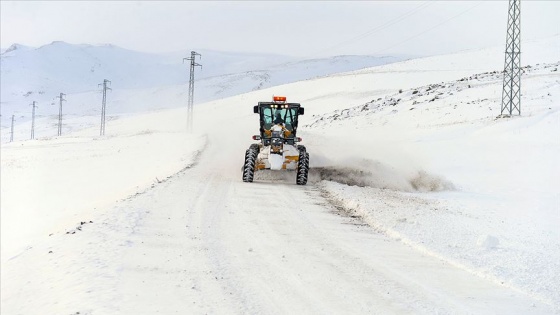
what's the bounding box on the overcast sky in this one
[1,1,559,58]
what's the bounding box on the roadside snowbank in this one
[1,108,206,260]
[308,60,560,306]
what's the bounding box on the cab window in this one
[262,108,274,130]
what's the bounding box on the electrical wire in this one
[220,2,485,77]
[257,2,434,70]
[370,3,484,56]
[304,1,434,59]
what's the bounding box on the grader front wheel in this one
[296,151,309,185]
[242,148,257,182]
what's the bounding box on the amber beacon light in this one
[273,96,287,103]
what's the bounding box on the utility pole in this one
[183,51,202,133]
[98,79,111,136]
[500,0,521,117]
[10,114,15,142]
[30,101,37,140]
[56,93,66,136]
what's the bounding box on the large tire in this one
[250,143,260,152]
[297,145,306,153]
[242,148,257,182]
[296,151,309,185]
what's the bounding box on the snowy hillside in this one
[0,41,293,97]
[0,41,409,136]
[1,35,559,314]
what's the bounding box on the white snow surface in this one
[1,35,559,314]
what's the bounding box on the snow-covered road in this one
[102,132,553,314]
[4,130,553,314]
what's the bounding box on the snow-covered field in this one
[1,35,559,314]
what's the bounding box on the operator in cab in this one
[265,110,291,138]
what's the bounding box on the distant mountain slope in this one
[0,41,410,104]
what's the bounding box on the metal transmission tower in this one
[98,79,112,135]
[183,51,202,132]
[10,114,15,142]
[500,0,521,116]
[56,93,66,136]
[30,101,38,139]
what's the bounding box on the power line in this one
[257,2,433,71]
[98,79,111,136]
[56,92,66,136]
[303,1,433,59]
[10,114,15,142]
[183,51,202,133]
[236,2,479,72]
[30,101,37,140]
[500,0,521,117]
[371,3,483,56]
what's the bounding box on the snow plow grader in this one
[242,96,309,185]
